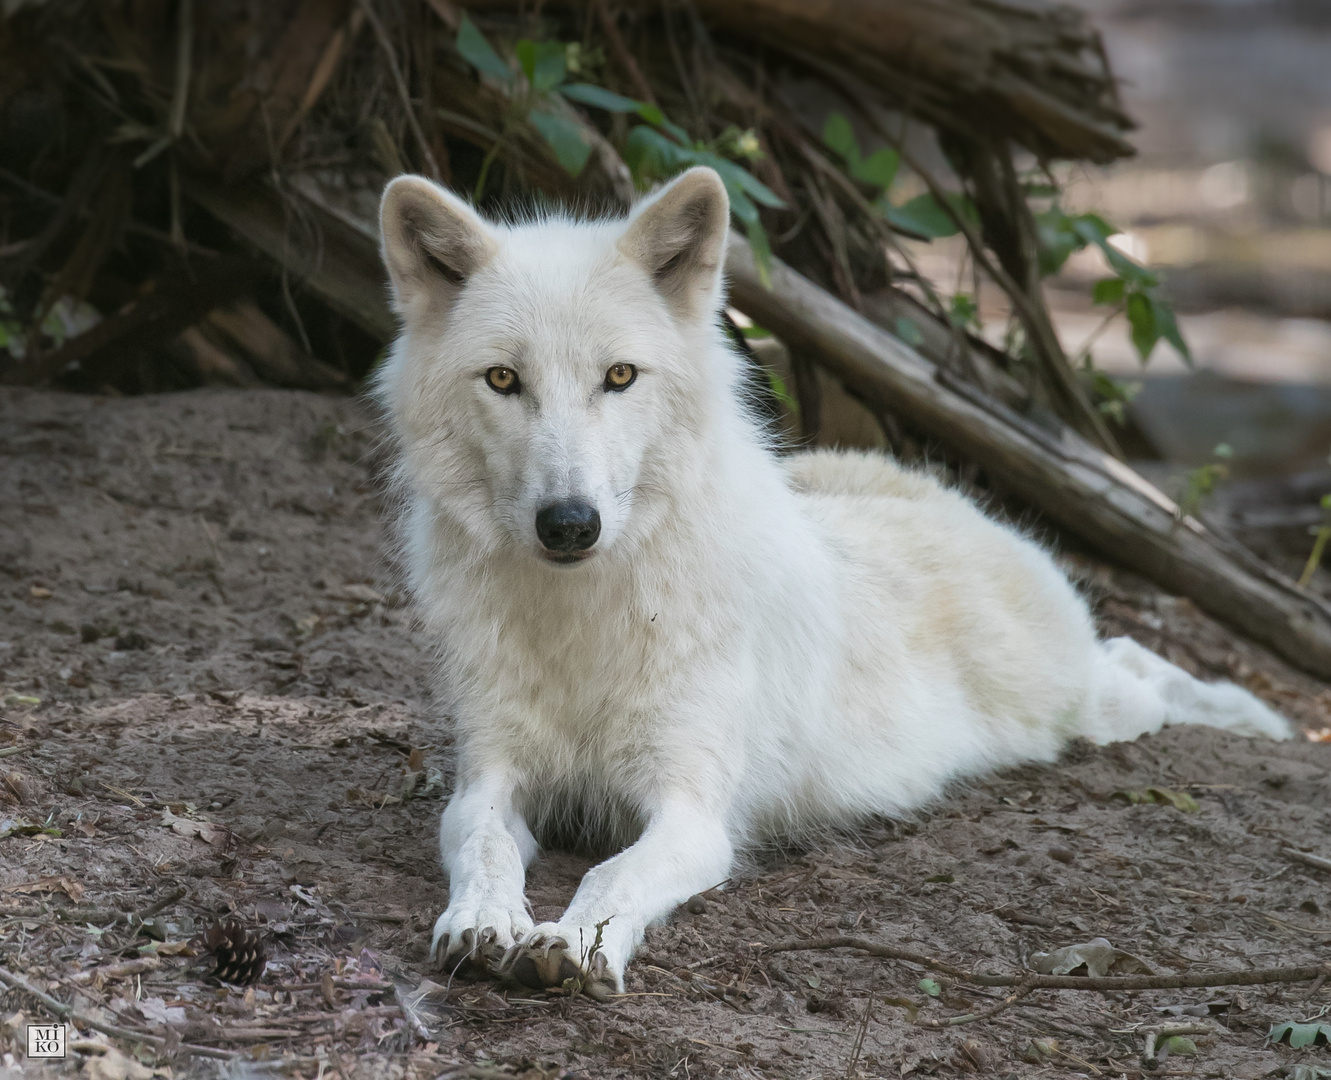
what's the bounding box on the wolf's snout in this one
[535,499,601,556]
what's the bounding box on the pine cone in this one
[204,920,267,985]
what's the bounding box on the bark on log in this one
[725,237,1331,682]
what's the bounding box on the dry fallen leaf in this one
[29,585,52,599]
[81,1044,153,1080]
[0,875,85,900]
[1030,938,1156,977]
[160,808,228,847]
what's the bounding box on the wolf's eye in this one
[604,363,637,392]
[486,367,520,394]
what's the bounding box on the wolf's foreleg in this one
[507,797,733,997]
[431,774,537,970]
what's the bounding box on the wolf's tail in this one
[1080,636,1292,744]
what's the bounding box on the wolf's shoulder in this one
[782,448,947,503]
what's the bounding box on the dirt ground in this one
[1,387,1329,1080]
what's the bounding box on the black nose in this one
[535,499,601,553]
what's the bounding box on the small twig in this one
[356,0,441,180]
[915,981,1037,1029]
[1142,1021,1213,1070]
[0,744,34,759]
[0,966,235,1060]
[132,884,189,923]
[844,991,874,1076]
[168,0,193,139]
[765,936,1331,991]
[1282,847,1331,874]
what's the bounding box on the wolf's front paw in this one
[430,901,533,972]
[503,921,624,1001]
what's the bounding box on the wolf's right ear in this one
[618,167,729,320]
[379,176,497,312]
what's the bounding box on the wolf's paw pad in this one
[504,924,619,1000]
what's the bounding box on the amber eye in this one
[485,367,520,394]
[604,363,637,391]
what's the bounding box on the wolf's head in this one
[377,168,738,566]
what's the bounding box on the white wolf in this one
[374,166,1290,997]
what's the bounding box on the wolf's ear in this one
[617,167,729,319]
[380,175,497,311]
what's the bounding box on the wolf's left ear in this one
[617,167,729,319]
[380,175,498,312]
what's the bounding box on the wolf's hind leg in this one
[431,776,537,971]
[505,797,733,998]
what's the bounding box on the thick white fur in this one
[374,168,1291,996]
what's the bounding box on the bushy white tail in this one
[1082,636,1292,745]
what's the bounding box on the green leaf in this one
[884,193,974,240]
[806,974,821,988]
[893,316,925,348]
[852,148,899,190]
[919,978,942,997]
[515,39,566,92]
[1125,290,1159,362]
[456,15,512,85]
[948,293,980,331]
[1153,299,1191,363]
[1091,277,1126,305]
[700,152,785,208]
[823,112,859,163]
[560,82,642,112]
[1160,1036,1198,1057]
[529,109,592,176]
[624,124,693,182]
[559,83,686,138]
[1112,786,1200,812]
[745,217,774,288]
[1269,1021,1331,1049]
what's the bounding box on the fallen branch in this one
[725,237,1331,682]
[914,981,1037,1029]
[2,255,256,387]
[764,935,1331,991]
[1282,847,1331,874]
[0,966,235,1060]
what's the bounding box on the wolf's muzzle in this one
[535,499,601,559]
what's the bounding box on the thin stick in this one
[844,991,873,1077]
[1282,847,1331,874]
[131,884,189,923]
[915,982,1037,1029]
[168,0,193,139]
[0,967,235,1060]
[355,0,441,181]
[765,936,1331,991]
[0,744,34,759]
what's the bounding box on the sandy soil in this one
[1,387,1329,1080]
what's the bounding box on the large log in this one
[725,237,1331,682]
